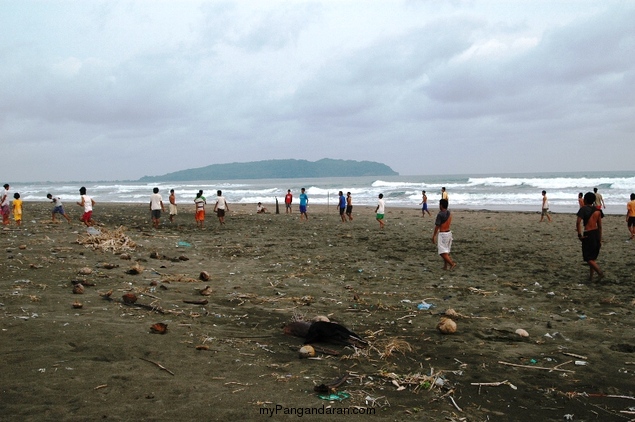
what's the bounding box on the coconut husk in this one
[150,322,168,334]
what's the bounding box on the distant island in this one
[138,159,398,181]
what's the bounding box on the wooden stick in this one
[139,357,175,376]
[449,396,462,412]
[587,394,635,401]
[396,314,416,321]
[562,352,588,360]
[498,361,575,373]
[471,380,509,387]
[553,360,573,370]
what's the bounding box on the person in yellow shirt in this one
[626,193,635,240]
[12,192,22,226]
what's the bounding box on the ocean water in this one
[8,171,634,215]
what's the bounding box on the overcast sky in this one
[1,1,634,182]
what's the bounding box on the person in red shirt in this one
[285,189,293,214]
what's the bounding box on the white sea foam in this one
[8,172,634,214]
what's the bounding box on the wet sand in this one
[1,202,634,421]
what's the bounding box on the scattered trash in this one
[86,227,101,235]
[177,241,192,247]
[574,360,588,366]
[318,391,350,401]
[417,301,434,310]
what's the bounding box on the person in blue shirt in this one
[337,191,347,222]
[299,188,309,221]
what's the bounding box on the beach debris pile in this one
[77,226,137,253]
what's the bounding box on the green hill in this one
[138,159,398,181]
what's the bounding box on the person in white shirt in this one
[149,187,165,229]
[76,186,96,227]
[214,190,229,226]
[47,193,71,223]
[375,193,385,229]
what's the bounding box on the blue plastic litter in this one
[317,392,350,401]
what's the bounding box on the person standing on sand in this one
[626,193,635,240]
[577,192,604,281]
[578,192,584,208]
[169,189,177,223]
[1,184,10,225]
[12,193,22,226]
[337,191,347,222]
[540,190,552,222]
[299,188,308,220]
[285,189,293,214]
[593,187,605,210]
[194,190,206,228]
[375,193,385,229]
[47,193,72,223]
[149,187,165,229]
[441,187,448,203]
[77,186,95,227]
[432,198,456,270]
[346,192,353,221]
[419,190,432,217]
[213,190,229,226]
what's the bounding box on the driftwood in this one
[139,357,174,376]
[183,299,209,305]
[499,361,575,373]
[471,380,517,391]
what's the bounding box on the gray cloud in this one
[1,1,633,181]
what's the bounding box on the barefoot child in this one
[77,187,96,227]
[47,193,72,223]
[1,184,10,226]
[419,190,432,217]
[375,193,385,229]
[432,198,456,270]
[149,187,165,229]
[12,193,22,226]
[576,192,604,281]
[169,189,177,223]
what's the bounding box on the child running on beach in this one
[12,193,22,226]
[576,192,604,281]
[47,193,72,223]
[194,191,206,228]
[77,187,95,227]
[432,199,456,270]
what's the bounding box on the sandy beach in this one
[1,201,634,421]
